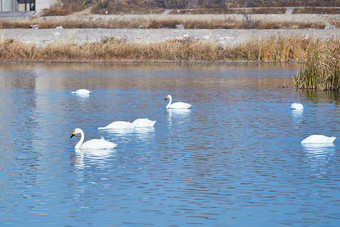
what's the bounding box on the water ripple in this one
[0,63,338,226]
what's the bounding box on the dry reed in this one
[0,35,336,64]
[295,41,340,91]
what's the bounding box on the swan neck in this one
[75,130,84,149]
[166,96,172,108]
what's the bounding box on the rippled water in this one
[0,63,339,226]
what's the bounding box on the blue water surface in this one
[0,63,339,226]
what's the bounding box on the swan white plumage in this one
[98,121,134,130]
[71,89,91,96]
[290,103,304,110]
[131,118,156,128]
[301,135,336,144]
[165,95,192,109]
[70,128,117,150]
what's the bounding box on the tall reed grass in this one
[0,35,335,63]
[295,46,340,90]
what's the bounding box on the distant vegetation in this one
[43,0,340,15]
[0,0,335,29]
[1,17,334,29]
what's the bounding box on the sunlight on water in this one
[0,63,339,226]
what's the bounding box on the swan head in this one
[165,95,172,100]
[70,128,82,138]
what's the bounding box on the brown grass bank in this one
[0,36,340,62]
[0,35,338,63]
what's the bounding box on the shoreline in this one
[0,60,301,64]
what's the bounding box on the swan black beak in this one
[164,97,168,100]
[70,131,75,139]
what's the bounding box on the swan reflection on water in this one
[134,127,155,134]
[291,109,303,118]
[167,108,191,125]
[99,126,155,140]
[302,143,335,151]
[99,127,136,135]
[301,143,336,173]
[99,126,155,134]
[167,108,191,117]
[74,148,117,169]
[134,127,155,139]
[302,143,336,158]
[75,93,90,98]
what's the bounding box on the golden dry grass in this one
[295,42,340,90]
[0,35,337,63]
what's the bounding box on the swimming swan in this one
[131,118,156,128]
[70,128,117,150]
[165,95,192,109]
[71,89,91,96]
[98,121,134,130]
[290,103,304,110]
[98,118,156,130]
[301,135,336,144]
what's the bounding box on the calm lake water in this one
[0,63,339,226]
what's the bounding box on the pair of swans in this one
[71,118,156,150]
[98,118,156,130]
[289,103,336,145]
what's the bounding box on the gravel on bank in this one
[0,28,339,48]
[43,13,340,23]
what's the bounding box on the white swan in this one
[165,95,192,109]
[301,135,336,144]
[71,89,91,97]
[98,121,134,130]
[290,103,304,110]
[70,128,117,150]
[131,118,156,128]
